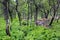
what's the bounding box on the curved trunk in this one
[49,0,56,26]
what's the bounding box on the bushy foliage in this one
[0,18,60,40]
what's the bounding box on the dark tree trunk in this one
[44,10,49,19]
[3,0,11,36]
[16,0,21,25]
[8,1,13,22]
[49,1,56,26]
[49,0,60,26]
[34,4,38,25]
[27,1,30,25]
[30,4,33,21]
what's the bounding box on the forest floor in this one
[0,17,60,40]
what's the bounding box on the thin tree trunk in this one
[16,0,21,25]
[49,0,56,26]
[27,1,30,25]
[30,3,33,26]
[44,10,49,19]
[34,4,38,25]
[8,0,13,22]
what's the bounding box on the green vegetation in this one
[0,17,60,40]
[0,0,60,40]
